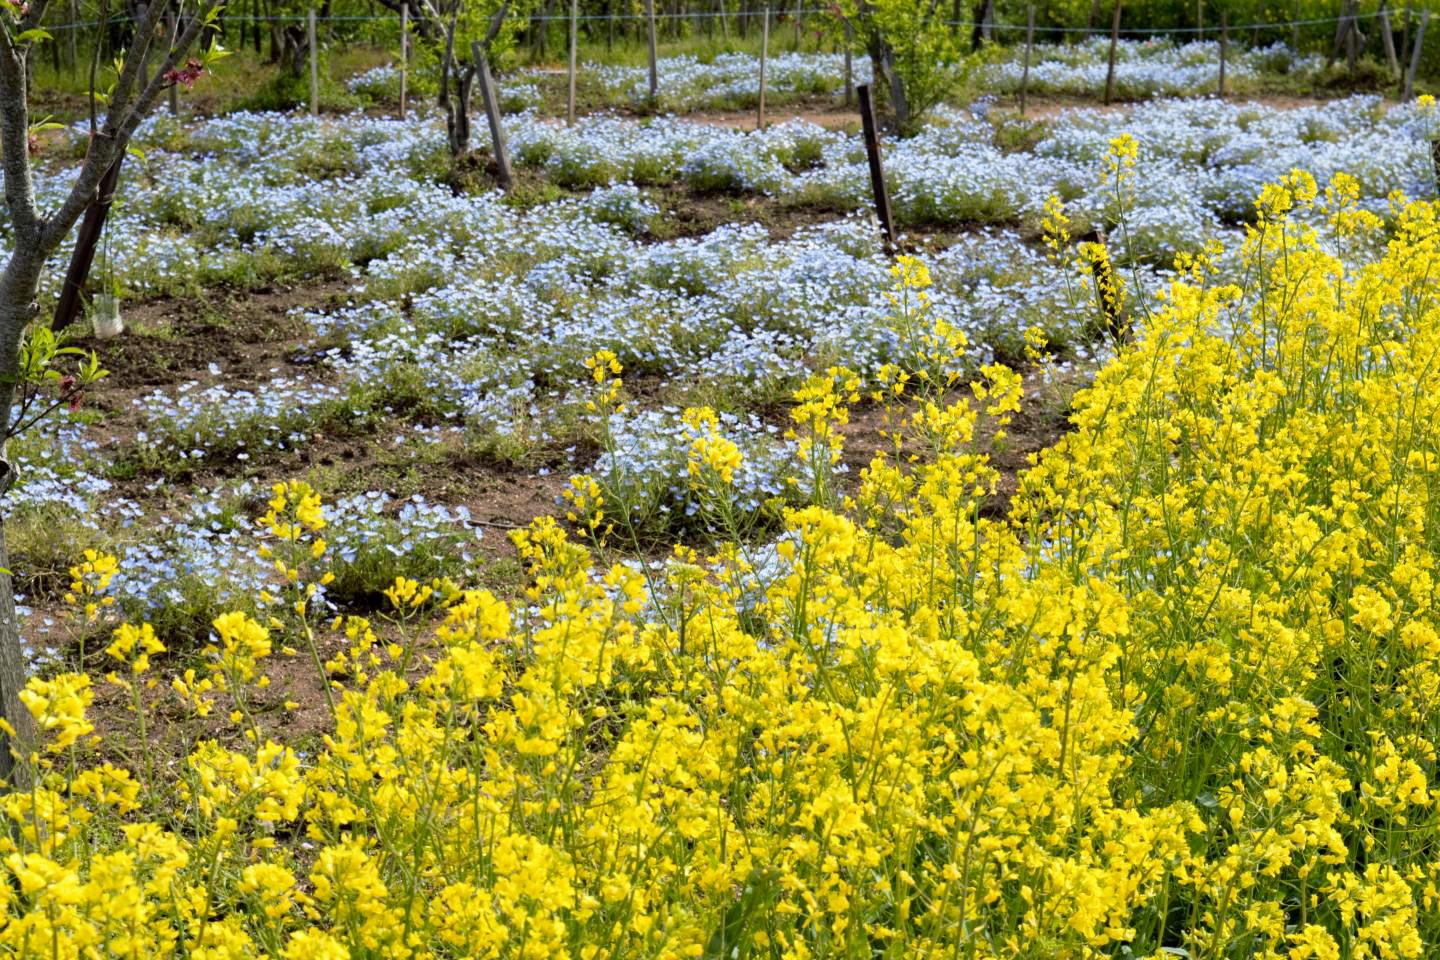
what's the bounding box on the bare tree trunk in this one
[1402,0,1413,64]
[69,0,80,69]
[1,47,93,790]
[0,8,220,795]
[449,67,474,155]
[535,0,551,60]
[971,0,993,49]
[1103,0,1121,103]
[879,41,908,131]
[0,260,40,792]
[441,9,473,155]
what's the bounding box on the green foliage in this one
[830,1,976,132]
[235,56,365,112]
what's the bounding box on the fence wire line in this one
[984,9,1385,34]
[37,6,1400,35]
[42,8,835,28]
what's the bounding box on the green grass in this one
[29,43,392,120]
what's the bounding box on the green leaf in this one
[16,28,53,44]
[702,870,776,960]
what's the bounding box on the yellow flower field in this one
[6,164,1440,959]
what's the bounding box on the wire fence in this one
[37,7,1397,35]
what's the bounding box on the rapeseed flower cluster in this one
[5,169,1440,957]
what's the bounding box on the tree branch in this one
[18,0,58,35]
[40,0,219,251]
[89,0,111,136]
[97,0,172,135]
[482,0,512,48]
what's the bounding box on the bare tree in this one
[0,0,221,787]
[419,0,514,169]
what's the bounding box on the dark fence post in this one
[1219,11,1228,97]
[1020,4,1034,115]
[857,84,895,256]
[1405,8,1430,101]
[758,4,769,130]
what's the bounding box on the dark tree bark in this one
[970,0,993,49]
[51,157,123,333]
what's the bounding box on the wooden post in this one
[473,41,514,190]
[307,7,319,116]
[137,1,152,93]
[1103,0,1121,105]
[857,84,895,256]
[1346,2,1359,74]
[167,12,179,114]
[1196,0,1203,40]
[758,4,769,130]
[1402,0,1413,65]
[1405,8,1429,101]
[843,19,853,108]
[52,158,124,332]
[793,0,800,50]
[68,0,78,73]
[1219,11,1228,97]
[1292,0,1300,51]
[1020,4,1034,115]
[399,5,408,119]
[1381,2,1401,80]
[644,0,658,103]
[567,0,578,125]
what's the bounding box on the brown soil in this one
[82,608,448,767]
[684,101,861,132]
[74,279,354,392]
[61,275,568,562]
[649,184,856,241]
[837,368,1077,517]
